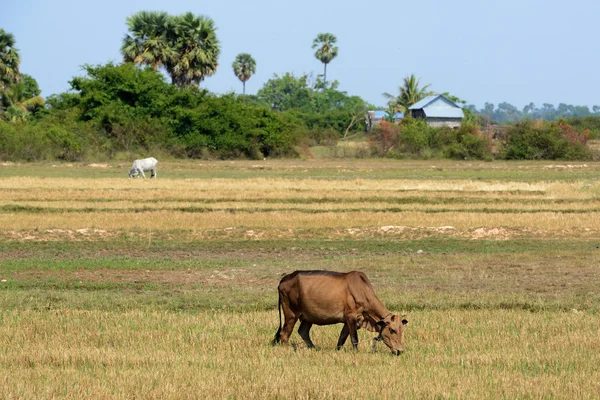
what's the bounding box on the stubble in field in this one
[1,160,599,398]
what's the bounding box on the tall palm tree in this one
[121,11,174,70]
[0,29,21,110]
[383,74,434,113]
[166,12,220,86]
[232,53,256,96]
[312,33,338,86]
[121,11,220,87]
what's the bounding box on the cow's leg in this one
[280,316,298,344]
[151,168,156,178]
[278,298,298,345]
[274,293,299,346]
[336,324,350,350]
[298,321,315,349]
[140,169,146,179]
[346,316,360,350]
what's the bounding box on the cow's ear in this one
[402,319,408,325]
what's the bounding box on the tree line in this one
[0,61,367,161]
[1,12,598,162]
[467,102,600,124]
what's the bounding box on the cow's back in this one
[279,270,359,325]
[133,157,157,169]
[142,157,158,168]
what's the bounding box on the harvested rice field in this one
[1,159,599,399]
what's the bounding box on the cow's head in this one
[128,169,137,178]
[375,314,408,356]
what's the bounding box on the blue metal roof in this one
[409,95,441,110]
[409,94,464,119]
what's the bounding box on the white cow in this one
[128,157,158,178]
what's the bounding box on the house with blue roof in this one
[365,110,404,132]
[409,94,464,128]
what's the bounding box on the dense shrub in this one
[502,120,591,160]
[0,63,303,161]
[434,124,493,160]
[369,118,493,160]
[397,118,432,155]
[0,122,50,161]
[564,116,600,139]
[170,94,298,159]
[0,121,86,162]
[256,73,367,138]
[304,109,365,134]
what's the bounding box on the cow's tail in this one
[272,290,282,345]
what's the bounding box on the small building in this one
[409,95,464,128]
[365,110,404,132]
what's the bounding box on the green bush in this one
[397,118,431,154]
[304,110,365,135]
[371,118,493,160]
[564,116,600,139]
[0,122,51,161]
[46,127,82,161]
[170,94,299,159]
[502,120,592,160]
[436,124,493,160]
[36,109,105,161]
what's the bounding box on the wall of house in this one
[426,118,462,128]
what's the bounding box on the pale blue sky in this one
[2,0,599,109]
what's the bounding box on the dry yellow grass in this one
[0,176,582,193]
[2,161,600,399]
[2,175,600,232]
[2,210,600,232]
[1,309,598,399]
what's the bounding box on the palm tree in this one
[0,29,21,113]
[1,75,44,121]
[312,33,338,86]
[121,11,174,70]
[383,74,434,114]
[232,53,256,96]
[166,12,220,86]
[121,11,220,87]
[1,89,45,122]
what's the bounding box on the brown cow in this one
[272,270,408,355]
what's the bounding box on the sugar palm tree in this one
[383,74,434,113]
[121,11,174,70]
[0,29,21,111]
[121,11,220,87]
[232,53,256,96]
[312,33,338,86]
[166,12,220,86]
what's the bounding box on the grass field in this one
[1,159,599,399]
